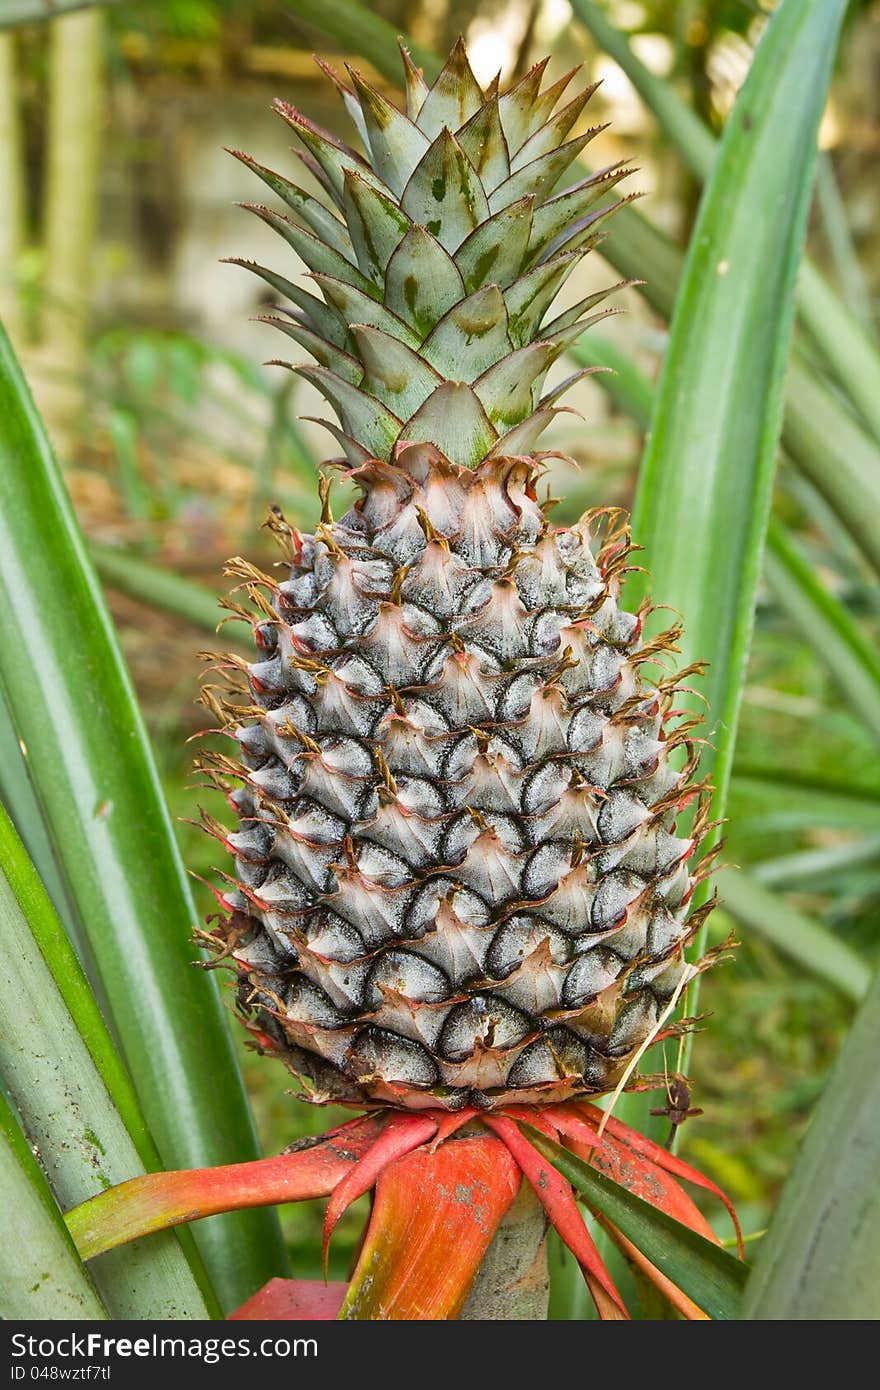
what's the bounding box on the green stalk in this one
[0,318,286,1311]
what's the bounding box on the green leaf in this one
[783,355,880,576]
[0,318,286,1311]
[570,0,880,448]
[567,337,880,745]
[763,518,880,743]
[0,683,86,952]
[567,331,653,430]
[752,836,880,891]
[742,964,880,1317]
[522,1126,747,1321]
[730,769,880,834]
[813,151,878,343]
[91,543,224,634]
[630,0,846,807]
[611,0,847,1143]
[720,868,870,1005]
[0,805,213,1318]
[0,1090,106,1320]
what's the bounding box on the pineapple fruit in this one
[203,40,713,1116]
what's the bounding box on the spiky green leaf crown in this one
[229,38,637,470]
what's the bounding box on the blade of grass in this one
[0,1090,107,1320]
[721,868,870,1005]
[0,318,286,1311]
[0,804,214,1318]
[764,518,880,743]
[522,1126,747,1321]
[570,0,880,448]
[742,962,880,1317]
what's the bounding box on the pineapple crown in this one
[228,38,638,472]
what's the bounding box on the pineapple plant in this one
[200,38,718,1121]
[3,0,862,1326]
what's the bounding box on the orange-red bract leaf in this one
[229,1278,347,1320]
[580,1103,743,1255]
[483,1114,629,1320]
[66,1115,385,1261]
[322,1111,438,1272]
[552,1107,719,1243]
[341,1134,520,1320]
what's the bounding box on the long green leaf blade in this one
[742,964,880,1317]
[630,0,846,807]
[0,319,286,1311]
[730,770,880,834]
[784,355,880,575]
[567,333,653,430]
[608,0,847,1145]
[764,518,880,742]
[522,1126,747,1320]
[91,543,224,635]
[0,1090,107,1320]
[721,869,870,1005]
[0,805,213,1318]
[0,682,86,952]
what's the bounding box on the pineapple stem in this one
[460,1181,549,1321]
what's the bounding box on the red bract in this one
[64,1101,741,1320]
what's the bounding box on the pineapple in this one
[203,39,714,1116]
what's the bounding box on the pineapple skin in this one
[204,42,713,1112]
